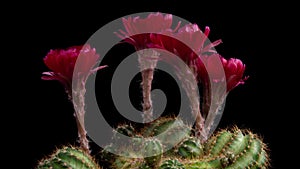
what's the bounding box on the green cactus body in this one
[184,158,223,169]
[112,157,144,169]
[205,128,269,169]
[111,149,147,169]
[99,144,119,168]
[177,137,203,159]
[142,117,177,137]
[207,130,233,157]
[158,122,191,149]
[225,136,266,169]
[98,118,269,169]
[113,157,131,169]
[225,129,249,155]
[144,138,163,168]
[114,124,135,137]
[139,163,152,169]
[252,149,268,169]
[37,146,100,169]
[142,117,191,150]
[131,134,144,152]
[112,124,136,146]
[159,159,184,169]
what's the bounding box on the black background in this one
[6,1,290,168]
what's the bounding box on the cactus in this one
[176,137,203,159]
[159,159,184,169]
[37,146,100,169]
[204,127,269,168]
[99,117,269,169]
[110,123,138,149]
[142,117,191,150]
[113,124,136,138]
[143,138,164,169]
[35,118,269,169]
[98,144,119,168]
[184,158,223,169]
[112,156,144,169]
[160,127,269,169]
[142,117,186,137]
[142,116,175,137]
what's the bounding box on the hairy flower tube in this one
[116,12,181,123]
[149,23,224,141]
[42,44,106,153]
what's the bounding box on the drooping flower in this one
[42,44,106,95]
[116,12,180,50]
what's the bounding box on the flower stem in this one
[138,50,159,123]
[75,115,90,153]
[195,110,207,142]
[176,67,208,143]
[202,82,211,120]
[204,91,227,137]
[141,69,154,122]
[70,84,90,153]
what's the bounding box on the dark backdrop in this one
[7,1,288,168]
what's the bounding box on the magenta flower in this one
[223,58,248,91]
[196,54,247,92]
[116,12,180,50]
[150,23,222,64]
[150,31,196,62]
[42,44,106,96]
[42,44,106,153]
[149,24,222,141]
[176,24,222,57]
